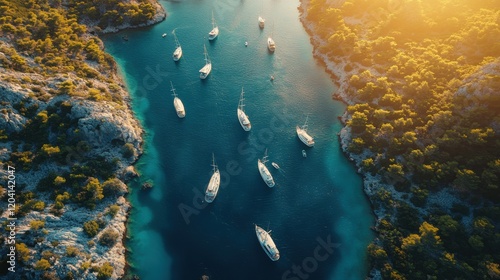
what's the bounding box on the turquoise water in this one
[103,0,374,279]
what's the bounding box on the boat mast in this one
[303,115,309,131]
[173,29,180,47]
[170,81,177,97]
[262,149,268,164]
[211,153,217,172]
[239,87,245,111]
[212,10,216,29]
[203,44,210,64]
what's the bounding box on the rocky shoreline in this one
[92,1,166,34]
[0,51,141,280]
[297,1,386,279]
[298,0,498,279]
[0,1,166,279]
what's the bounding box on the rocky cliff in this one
[0,0,165,279]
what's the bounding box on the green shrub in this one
[35,258,51,270]
[16,243,30,262]
[108,205,120,217]
[96,262,113,279]
[83,220,99,237]
[42,251,56,262]
[31,200,45,211]
[103,178,126,196]
[66,246,80,257]
[30,220,45,230]
[53,176,66,186]
[81,261,91,271]
[98,229,119,247]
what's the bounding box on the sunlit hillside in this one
[303,0,500,279]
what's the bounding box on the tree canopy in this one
[304,0,500,278]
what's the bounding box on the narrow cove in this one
[103,1,374,279]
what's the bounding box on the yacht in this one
[258,150,275,187]
[255,225,280,261]
[258,16,265,28]
[205,154,221,203]
[267,37,276,52]
[296,116,315,147]
[268,22,276,52]
[208,11,219,40]
[237,88,251,131]
[199,44,212,79]
[170,82,185,118]
[172,30,182,61]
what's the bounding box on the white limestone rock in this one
[0,82,32,133]
[74,100,142,152]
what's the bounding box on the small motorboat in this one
[302,150,307,158]
[162,33,167,38]
[272,162,280,169]
[270,75,274,81]
[245,41,248,47]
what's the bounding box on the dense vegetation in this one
[0,0,157,82]
[304,0,500,279]
[68,0,156,30]
[0,0,154,278]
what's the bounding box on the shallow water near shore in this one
[103,0,374,279]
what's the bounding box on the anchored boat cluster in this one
[164,12,315,262]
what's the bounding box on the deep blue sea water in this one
[103,1,374,279]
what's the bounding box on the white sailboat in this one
[296,115,315,147]
[258,16,265,28]
[258,1,265,29]
[258,149,275,188]
[172,30,182,61]
[267,23,276,52]
[170,81,185,118]
[267,37,276,52]
[199,44,212,79]
[255,224,280,261]
[237,88,251,131]
[208,11,219,40]
[205,154,221,203]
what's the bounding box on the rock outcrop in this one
[0,1,167,278]
[0,70,142,279]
